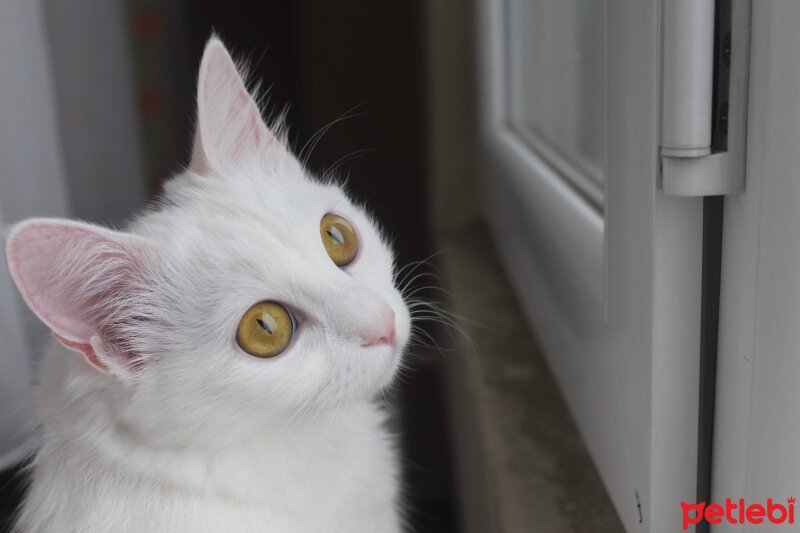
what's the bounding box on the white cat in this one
[6,37,410,532]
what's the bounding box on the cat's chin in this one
[369,334,404,357]
[368,344,404,391]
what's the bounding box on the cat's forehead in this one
[212,168,347,227]
[136,166,369,268]
[157,163,342,219]
[205,162,341,208]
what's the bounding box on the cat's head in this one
[6,38,410,447]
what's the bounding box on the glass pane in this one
[507,0,606,205]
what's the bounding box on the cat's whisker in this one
[410,299,502,335]
[394,250,447,284]
[400,272,448,298]
[396,261,440,287]
[408,324,440,350]
[321,149,373,181]
[297,102,369,164]
[407,299,478,351]
[398,268,444,293]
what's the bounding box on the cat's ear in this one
[190,37,281,174]
[6,219,148,377]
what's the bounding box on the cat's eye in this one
[236,301,294,358]
[320,213,358,267]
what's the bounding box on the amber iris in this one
[320,213,358,267]
[236,301,294,358]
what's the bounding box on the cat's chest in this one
[60,481,398,533]
[35,403,399,531]
[203,421,397,508]
[90,482,399,533]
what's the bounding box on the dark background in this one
[1,1,457,532]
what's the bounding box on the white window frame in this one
[477,1,707,530]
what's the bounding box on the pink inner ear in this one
[231,98,270,158]
[7,219,144,372]
[52,333,109,371]
[193,39,275,172]
[9,222,93,341]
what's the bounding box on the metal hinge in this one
[660,0,750,196]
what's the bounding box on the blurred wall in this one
[425,1,486,531]
[44,0,147,224]
[127,0,194,191]
[427,0,481,236]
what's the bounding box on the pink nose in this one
[362,310,396,347]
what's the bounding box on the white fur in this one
[8,37,409,532]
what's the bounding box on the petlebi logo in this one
[681,497,796,529]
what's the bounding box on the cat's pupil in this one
[255,311,281,336]
[327,227,344,245]
[256,317,273,335]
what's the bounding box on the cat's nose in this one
[340,287,396,347]
[361,310,396,347]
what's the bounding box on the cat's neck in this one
[92,400,383,502]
